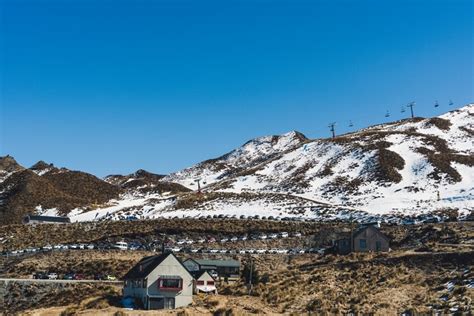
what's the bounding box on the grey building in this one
[122,252,194,310]
[23,215,70,225]
[183,258,240,281]
[334,225,390,255]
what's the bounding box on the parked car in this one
[197,238,206,243]
[209,270,218,279]
[106,275,117,281]
[33,272,49,279]
[292,232,302,237]
[42,245,53,251]
[63,273,75,280]
[220,238,229,243]
[230,236,238,242]
[280,232,289,238]
[47,272,58,280]
[74,273,85,280]
[269,233,278,239]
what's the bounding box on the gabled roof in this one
[353,225,390,242]
[191,270,215,281]
[122,252,192,280]
[187,258,240,268]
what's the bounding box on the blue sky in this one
[0,0,472,177]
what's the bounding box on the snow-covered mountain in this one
[162,131,308,189]
[1,105,472,224]
[162,104,474,218]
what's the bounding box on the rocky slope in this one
[0,104,472,224]
[160,104,473,218]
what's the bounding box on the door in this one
[376,241,381,251]
[149,298,164,309]
[165,297,175,309]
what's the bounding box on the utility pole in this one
[248,257,253,295]
[328,122,336,138]
[407,102,415,118]
[194,179,201,194]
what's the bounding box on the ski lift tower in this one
[194,178,202,194]
[407,102,416,118]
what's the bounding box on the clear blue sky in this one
[0,0,472,177]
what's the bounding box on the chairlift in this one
[434,100,439,108]
[449,99,454,106]
[349,120,354,127]
[401,107,406,113]
[385,111,390,118]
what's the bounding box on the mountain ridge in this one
[0,104,472,224]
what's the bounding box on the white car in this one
[185,240,194,245]
[197,238,206,243]
[177,240,186,245]
[259,234,267,240]
[87,244,95,250]
[191,248,199,253]
[53,245,62,250]
[247,249,256,254]
[239,250,246,254]
[280,232,289,238]
[219,249,227,254]
[293,232,302,237]
[220,238,229,243]
[268,249,278,254]
[240,236,248,241]
[230,237,238,242]
[256,249,266,254]
[48,273,58,280]
[269,233,278,239]
[171,247,182,252]
[43,245,53,251]
[276,249,288,254]
[210,249,219,253]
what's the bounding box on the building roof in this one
[122,252,192,280]
[191,270,215,280]
[353,225,390,242]
[187,258,240,268]
[24,215,70,223]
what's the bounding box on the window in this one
[159,278,182,290]
[359,239,367,249]
[207,280,215,286]
[197,280,205,285]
